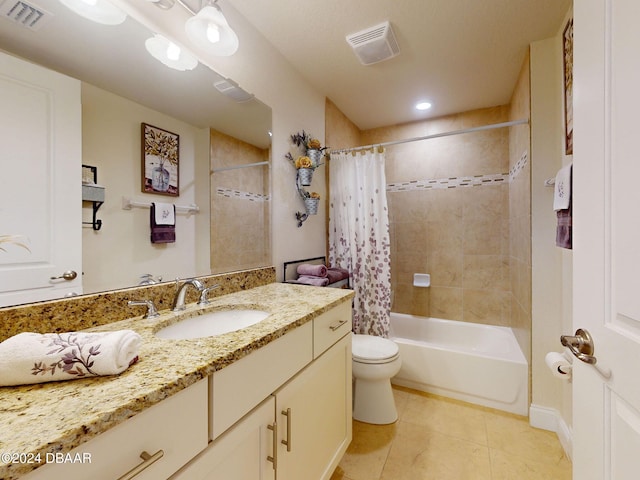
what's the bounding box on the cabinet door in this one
[275,334,352,480]
[171,396,276,480]
[0,51,82,306]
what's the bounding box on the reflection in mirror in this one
[210,130,271,274]
[0,0,271,307]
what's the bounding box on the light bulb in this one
[167,42,181,61]
[81,0,97,5]
[415,102,432,111]
[206,23,221,44]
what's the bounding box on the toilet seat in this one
[352,334,399,364]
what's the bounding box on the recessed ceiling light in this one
[415,102,432,111]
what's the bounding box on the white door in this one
[0,51,82,306]
[572,1,640,479]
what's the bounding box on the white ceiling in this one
[0,0,571,137]
[229,0,572,130]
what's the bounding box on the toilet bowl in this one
[352,333,402,424]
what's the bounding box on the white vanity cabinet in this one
[171,301,352,480]
[274,333,351,480]
[23,379,208,480]
[20,301,352,480]
[171,396,277,480]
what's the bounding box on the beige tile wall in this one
[210,129,271,274]
[508,53,532,359]
[325,97,531,333]
[362,106,514,326]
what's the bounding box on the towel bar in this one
[121,196,199,214]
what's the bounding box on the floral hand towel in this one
[0,330,141,386]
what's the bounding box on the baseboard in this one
[529,404,573,461]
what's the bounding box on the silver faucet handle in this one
[198,284,220,306]
[128,299,160,319]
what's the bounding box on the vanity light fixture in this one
[57,0,126,25]
[185,0,239,56]
[145,34,199,71]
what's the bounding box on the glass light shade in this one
[185,5,239,56]
[146,0,176,9]
[58,0,127,25]
[145,34,198,71]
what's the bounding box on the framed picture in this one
[563,18,573,155]
[142,123,179,196]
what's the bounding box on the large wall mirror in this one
[0,0,272,307]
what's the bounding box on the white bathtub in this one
[389,313,528,415]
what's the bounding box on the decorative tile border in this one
[387,151,528,193]
[509,151,528,182]
[216,187,270,202]
[387,173,509,192]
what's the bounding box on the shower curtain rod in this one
[211,160,270,173]
[329,119,529,155]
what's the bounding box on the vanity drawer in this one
[210,321,312,440]
[24,379,208,480]
[313,301,352,358]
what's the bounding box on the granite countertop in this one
[0,283,353,479]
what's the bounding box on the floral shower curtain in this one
[328,149,392,337]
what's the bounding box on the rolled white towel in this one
[0,330,141,387]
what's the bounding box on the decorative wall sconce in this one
[286,131,327,227]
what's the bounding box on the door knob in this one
[560,328,597,365]
[50,270,78,281]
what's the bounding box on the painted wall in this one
[529,7,574,452]
[81,83,210,293]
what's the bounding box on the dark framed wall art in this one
[563,18,573,155]
[142,123,180,196]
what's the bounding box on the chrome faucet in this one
[128,299,160,319]
[198,284,220,306]
[172,278,204,312]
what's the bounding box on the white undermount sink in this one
[156,309,270,340]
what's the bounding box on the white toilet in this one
[352,333,402,424]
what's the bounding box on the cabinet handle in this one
[267,423,277,470]
[329,319,348,331]
[117,450,164,480]
[281,408,292,452]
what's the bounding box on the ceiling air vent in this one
[346,21,400,66]
[0,0,52,31]
[213,78,254,103]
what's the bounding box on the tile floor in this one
[331,386,572,480]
